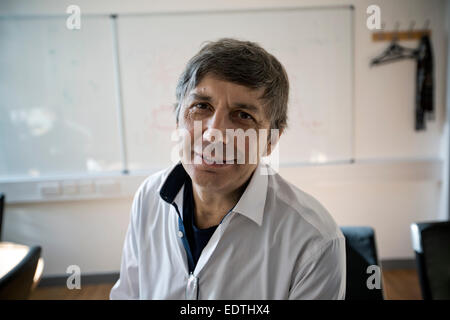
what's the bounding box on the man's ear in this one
[265,128,283,157]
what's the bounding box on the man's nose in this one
[203,110,230,144]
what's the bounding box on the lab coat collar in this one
[158,161,269,226]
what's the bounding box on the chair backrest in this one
[0,245,42,299]
[0,193,4,241]
[340,226,384,300]
[410,221,450,300]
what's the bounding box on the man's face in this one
[177,73,272,193]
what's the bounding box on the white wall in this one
[1,0,448,277]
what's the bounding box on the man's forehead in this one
[187,76,266,107]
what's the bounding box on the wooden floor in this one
[381,269,422,300]
[29,269,422,300]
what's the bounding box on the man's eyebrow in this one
[232,102,261,113]
[188,93,213,102]
[188,93,261,113]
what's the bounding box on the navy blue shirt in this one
[159,163,234,273]
[183,176,218,271]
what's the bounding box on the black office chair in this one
[340,226,384,300]
[410,221,450,300]
[0,193,4,241]
[0,245,42,299]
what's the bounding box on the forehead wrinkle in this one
[188,77,266,115]
[188,92,213,102]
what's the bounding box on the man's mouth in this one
[194,152,236,167]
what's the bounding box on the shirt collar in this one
[159,162,188,207]
[230,162,268,226]
[159,162,268,226]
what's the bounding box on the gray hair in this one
[175,38,289,130]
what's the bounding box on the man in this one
[110,38,346,300]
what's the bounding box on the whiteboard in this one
[117,7,353,170]
[0,16,122,178]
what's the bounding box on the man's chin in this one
[190,171,228,190]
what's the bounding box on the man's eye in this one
[238,111,254,121]
[193,103,209,110]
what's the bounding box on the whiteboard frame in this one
[0,5,356,203]
[116,5,356,169]
[111,14,129,174]
[0,14,126,182]
[0,159,443,204]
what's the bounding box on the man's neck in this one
[191,176,252,229]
